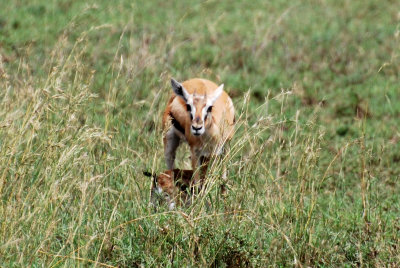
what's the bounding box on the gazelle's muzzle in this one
[191,124,204,136]
[191,116,205,136]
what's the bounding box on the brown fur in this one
[146,169,194,208]
[156,169,193,196]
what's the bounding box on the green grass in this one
[1,0,400,266]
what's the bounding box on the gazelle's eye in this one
[207,106,213,113]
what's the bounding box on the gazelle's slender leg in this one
[199,156,210,187]
[191,154,210,194]
[191,152,199,186]
[220,165,227,195]
[164,128,180,170]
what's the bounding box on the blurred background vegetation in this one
[0,0,399,266]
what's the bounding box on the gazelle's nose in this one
[191,125,204,136]
[192,125,202,131]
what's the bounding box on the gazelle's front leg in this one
[199,156,210,186]
[191,152,210,193]
[191,152,200,188]
[201,154,227,195]
[220,164,227,195]
[164,128,180,170]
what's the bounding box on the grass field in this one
[1,0,400,266]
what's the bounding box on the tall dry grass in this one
[1,2,399,266]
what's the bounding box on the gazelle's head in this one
[171,78,223,136]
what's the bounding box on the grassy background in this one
[1,0,399,266]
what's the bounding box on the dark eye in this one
[207,106,213,113]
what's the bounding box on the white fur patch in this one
[191,104,196,121]
[156,186,163,194]
[168,202,176,210]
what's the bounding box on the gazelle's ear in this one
[171,78,190,102]
[209,84,224,105]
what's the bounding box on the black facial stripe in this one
[204,106,213,120]
[185,104,193,120]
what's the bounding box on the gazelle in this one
[162,78,235,188]
[144,169,194,210]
